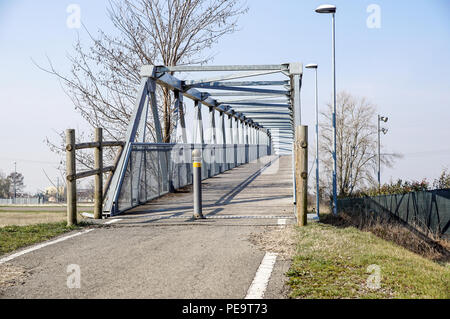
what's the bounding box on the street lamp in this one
[305,63,320,219]
[378,115,388,189]
[315,4,337,215]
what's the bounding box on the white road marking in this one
[277,218,287,225]
[245,252,278,299]
[0,229,94,265]
[104,218,122,225]
[205,215,293,219]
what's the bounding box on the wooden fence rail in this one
[66,128,124,226]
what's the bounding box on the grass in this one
[0,222,84,256]
[286,216,450,299]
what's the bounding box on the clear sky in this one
[0,0,449,193]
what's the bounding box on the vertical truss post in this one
[174,90,188,189]
[244,122,249,163]
[256,128,260,159]
[210,107,217,144]
[149,80,163,143]
[251,126,254,144]
[175,91,187,144]
[234,117,239,166]
[220,112,227,145]
[269,134,272,155]
[149,80,170,193]
[219,111,227,172]
[245,123,249,145]
[264,132,268,156]
[241,121,244,163]
[209,107,217,176]
[228,115,234,145]
[228,114,234,168]
[193,101,204,144]
[238,120,242,164]
[233,117,239,144]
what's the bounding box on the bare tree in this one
[39,0,247,168]
[319,91,398,197]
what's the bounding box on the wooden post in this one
[295,125,308,226]
[66,129,77,226]
[94,128,103,219]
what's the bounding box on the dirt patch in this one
[0,264,30,291]
[0,206,93,227]
[0,212,66,227]
[249,225,298,260]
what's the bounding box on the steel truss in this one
[103,64,303,215]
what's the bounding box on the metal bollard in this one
[192,149,205,219]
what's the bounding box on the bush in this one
[346,178,430,198]
[343,168,450,198]
[433,168,450,189]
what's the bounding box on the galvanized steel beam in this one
[189,80,289,87]
[158,64,289,72]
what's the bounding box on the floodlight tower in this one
[378,115,389,189]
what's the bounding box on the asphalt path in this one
[0,156,294,299]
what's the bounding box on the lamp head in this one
[305,63,318,69]
[381,128,388,135]
[315,4,336,14]
[380,116,388,122]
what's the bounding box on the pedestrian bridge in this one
[116,155,294,225]
[102,64,303,217]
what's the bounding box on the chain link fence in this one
[115,143,269,213]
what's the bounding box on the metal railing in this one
[111,143,270,214]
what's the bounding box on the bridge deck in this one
[118,155,294,225]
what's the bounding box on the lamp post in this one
[378,115,388,189]
[305,63,320,219]
[315,4,337,215]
